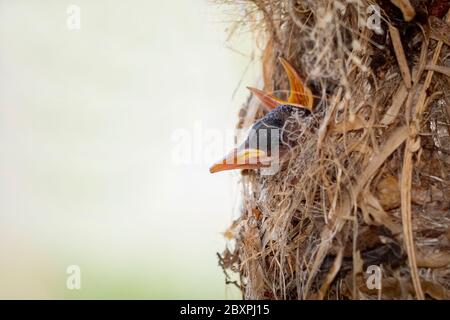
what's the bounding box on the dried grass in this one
[219,0,450,300]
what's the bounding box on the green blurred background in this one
[0,0,258,299]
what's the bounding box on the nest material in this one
[219,0,450,300]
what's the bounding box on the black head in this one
[243,104,311,156]
[209,105,311,173]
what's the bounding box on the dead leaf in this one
[332,113,367,133]
[360,189,402,234]
[381,83,408,126]
[421,280,449,299]
[389,25,412,88]
[416,251,450,268]
[376,174,401,210]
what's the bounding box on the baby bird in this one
[210,58,313,174]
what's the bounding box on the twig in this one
[381,83,408,126]
[424,64,450,77]
[389,25,412,88]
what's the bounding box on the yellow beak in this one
[209,148,271,174]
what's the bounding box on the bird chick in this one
[210,58,313,174]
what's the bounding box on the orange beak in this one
[247,57,313,111]
[246,87,283,110]
[209,148,271,174]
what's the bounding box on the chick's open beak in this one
[209,148,271,174]
[247,57,313,111]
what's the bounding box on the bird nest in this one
[218,0,450,299]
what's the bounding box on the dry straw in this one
[218,0,450,300]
